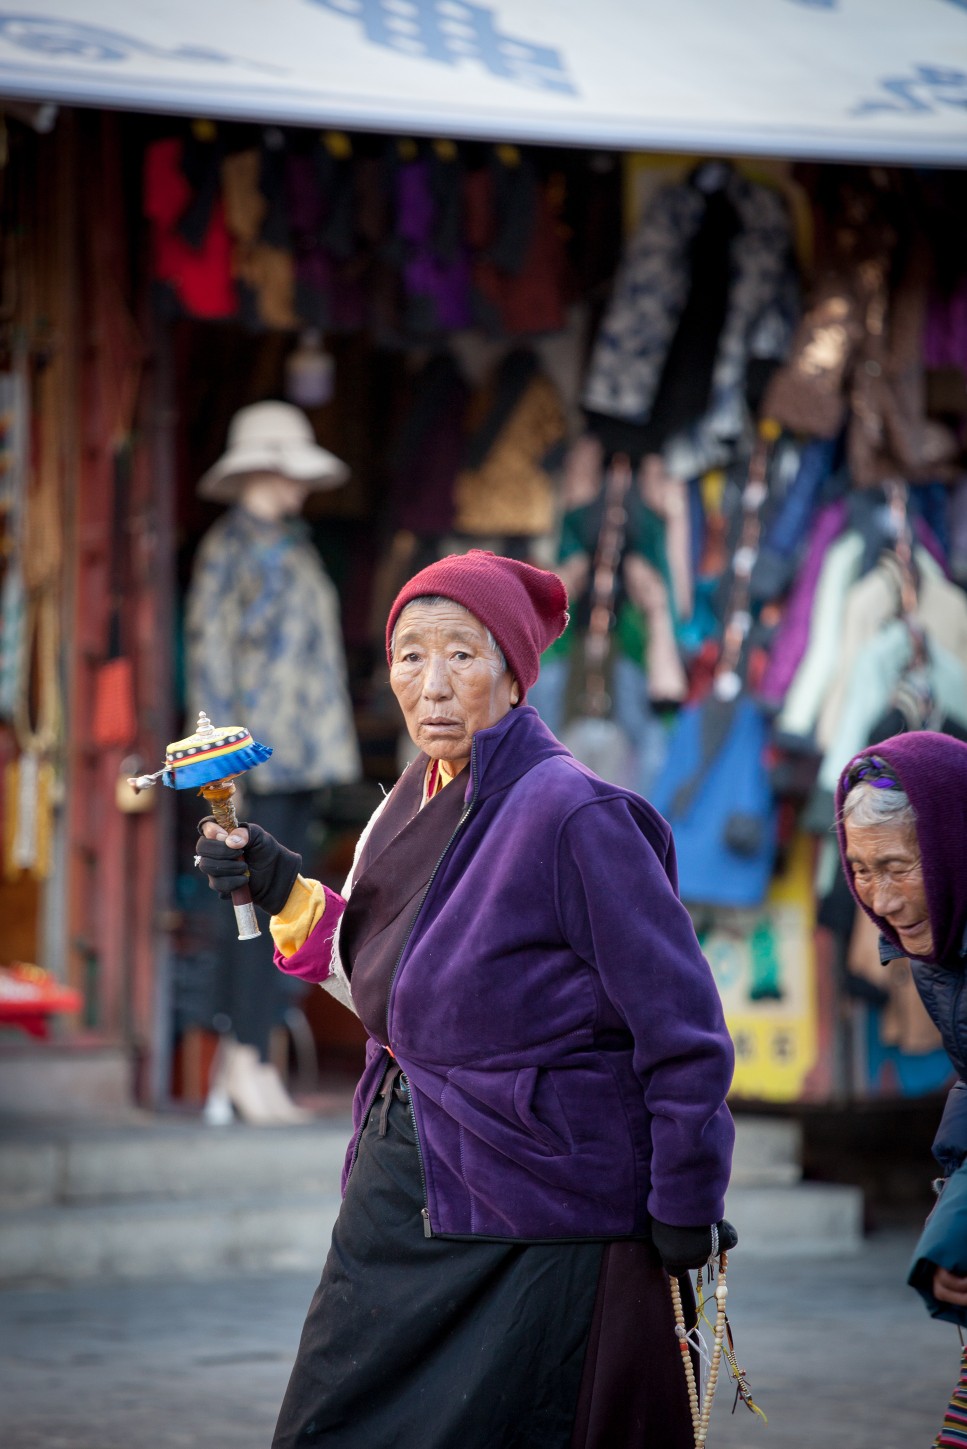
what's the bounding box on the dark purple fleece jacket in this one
[285,706,735,1240]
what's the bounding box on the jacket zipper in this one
[346,747,480,1219]
[393,744,480,1237]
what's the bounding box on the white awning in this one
[0,0,965,163]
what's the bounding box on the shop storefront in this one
[1,0,966,1117]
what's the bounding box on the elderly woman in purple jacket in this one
[196,549,736,1449]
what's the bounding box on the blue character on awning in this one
[309,0,576,94]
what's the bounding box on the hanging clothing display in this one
[816,548,967,753]
[582,164,796,475]
[286,143,369,334]
[763,174,938,487]
[464,151,570,337]
[773,531,866,743]
[143,136,236,320]
[396,152,473,336]
[143,133,576,345]
[221,145,299,331]
[758,498,848,708]
[387,351,469,539]
[452,349,566,538]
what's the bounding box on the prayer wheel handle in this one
[200,778,261,941]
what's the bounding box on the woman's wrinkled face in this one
[390,601,517,771]
[843,818,933,960]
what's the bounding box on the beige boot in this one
[202,1035,235,1126]
[255,1062,313,1125]
[223,1042,281,1126]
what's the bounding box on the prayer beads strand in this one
[670,1252,729,1448]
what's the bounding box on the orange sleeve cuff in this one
[270,875,327,959]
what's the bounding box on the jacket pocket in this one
[513,1066,573,1155]
[441,1065,571,1161]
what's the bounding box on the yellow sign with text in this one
[701,834,818,1102]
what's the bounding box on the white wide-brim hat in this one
[197,400,350,502]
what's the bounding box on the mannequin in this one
[184,401,361,1125]
[238,471,311,521]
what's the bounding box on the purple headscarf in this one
[835,731,967,964]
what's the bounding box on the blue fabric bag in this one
[649,693,777,908]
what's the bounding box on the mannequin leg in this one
[205,792,316,1125]
[211,790,315,1059]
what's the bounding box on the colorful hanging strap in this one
[934,1345,967,1447]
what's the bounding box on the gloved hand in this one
[194,819,302,916]
[651,1218,738,1277]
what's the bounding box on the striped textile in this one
[935,1347,967,1447]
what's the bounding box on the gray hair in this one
[840,781,918,831]
[390,595,507,671]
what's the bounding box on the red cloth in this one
[465,167,568,336]
[385,549,568,699]
[143,138,236,319]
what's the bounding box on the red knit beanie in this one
[386,550,569,700]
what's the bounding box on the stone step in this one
[726,1182,864,1257]
[0,1039,132,1119]
[730,1114,802,1186]
[0,1117,354,1209]
[0,1192,344,1287]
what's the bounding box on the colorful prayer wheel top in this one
[161,711,273,790]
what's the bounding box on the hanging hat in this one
[385,549,569,701]
[197,401,349,502]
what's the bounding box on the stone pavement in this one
[0,1228,958,1448]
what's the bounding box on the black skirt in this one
[273,1074,694,1449]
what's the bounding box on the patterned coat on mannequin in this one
[185,506,360,793]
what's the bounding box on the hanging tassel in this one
[91,655,137,748]
[723,1315,768,1425]
[5,750,54,880]
[3,755,17,879]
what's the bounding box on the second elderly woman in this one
[196,549,736,1449]
[836,732,967,1442]
[836,734,967,1309]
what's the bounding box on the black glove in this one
[651,1218,738,1277]
[194,819,302,916]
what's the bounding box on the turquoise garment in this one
[818,621,967,793]
[909,1158,967,1328]
[546,490,676,667]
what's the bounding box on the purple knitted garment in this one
[925,282,967,373]
[835,731,967,963]
[759,500,848,706]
